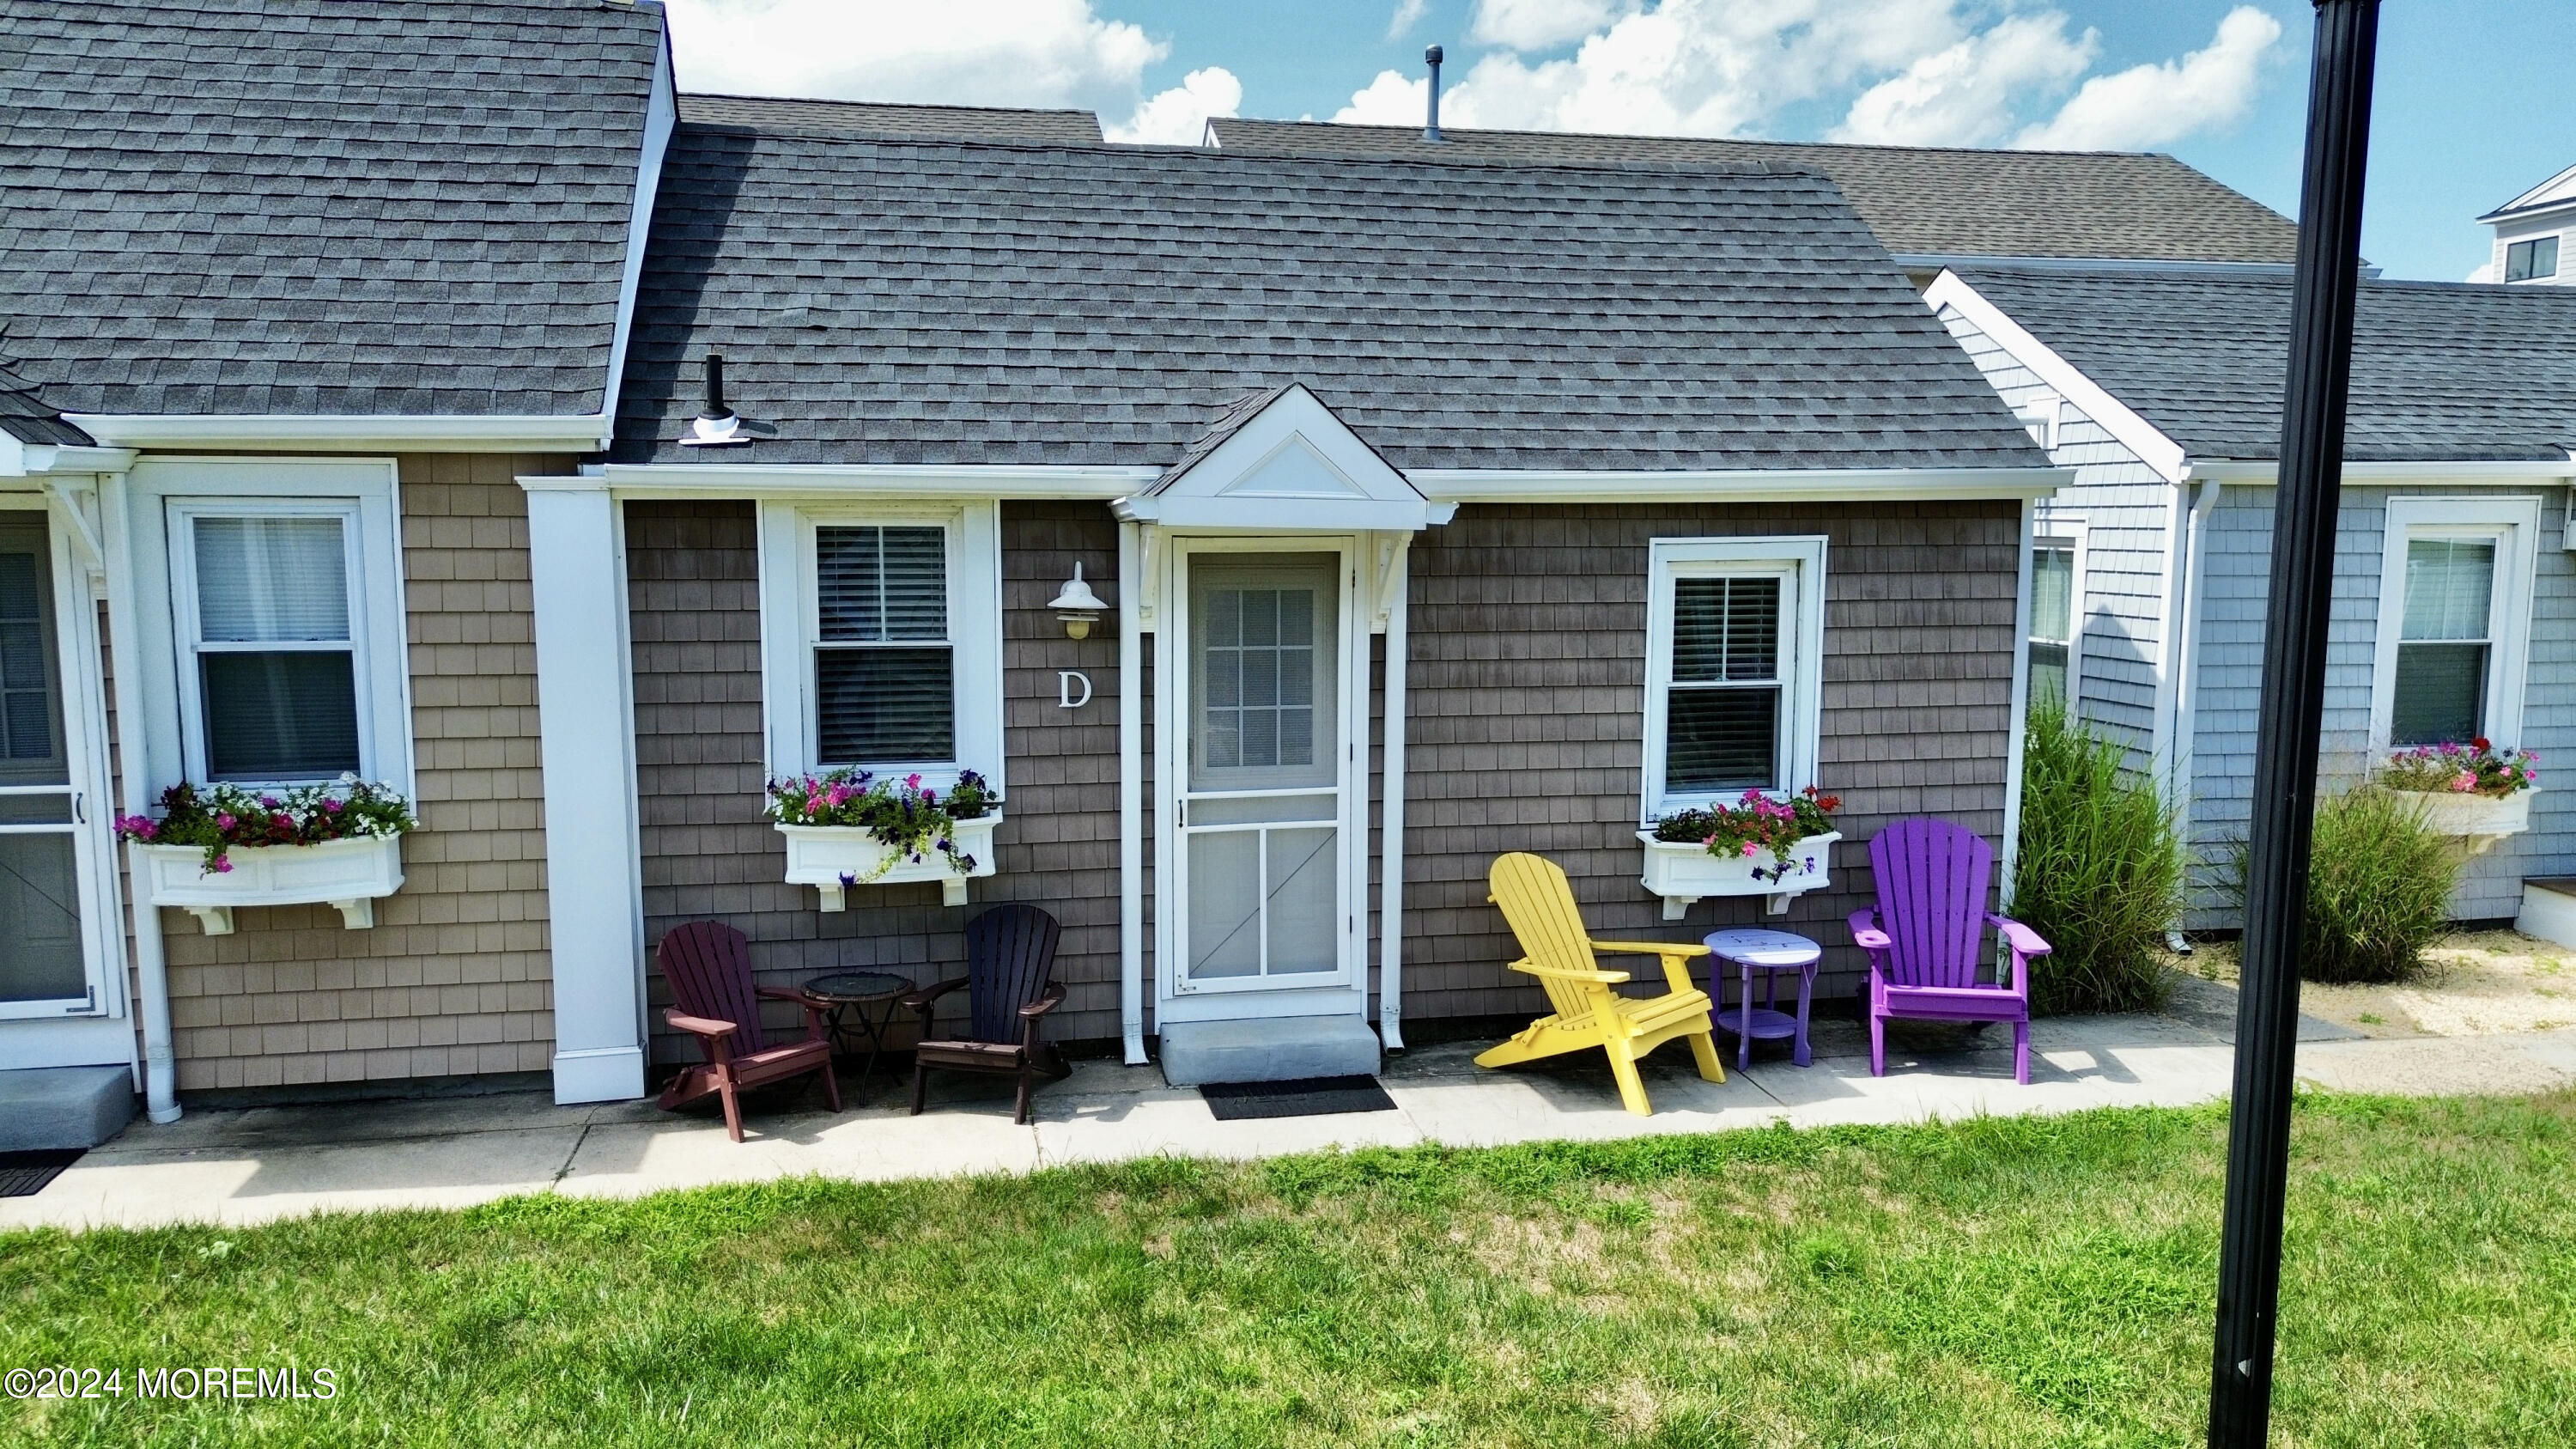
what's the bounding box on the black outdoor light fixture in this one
[2208,3,2380,1445]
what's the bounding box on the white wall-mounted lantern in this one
[1049,562,1107,639]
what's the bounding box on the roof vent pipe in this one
[680,351,749,447]
[1424,45,1444,142]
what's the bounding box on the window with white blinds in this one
[2028,539,2079,711]
[812,524,956,766]
[1644,537,1826,818]
[179,512,364,782]
[2371,497,2538,757]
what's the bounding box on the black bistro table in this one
[801,971,914,1085]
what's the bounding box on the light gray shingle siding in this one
[615,130,2050,472]
[0,0,662,417]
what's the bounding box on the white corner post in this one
[1999,495,2038,909]
[1376,539,1410,1050]
[97,473,182,1123]
[1117,518,1148,1065]
[523,479,648,1103]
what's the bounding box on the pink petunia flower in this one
[1740,842,1758,857]
[215,813,237,831]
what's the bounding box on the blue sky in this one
[665,2,2576,282]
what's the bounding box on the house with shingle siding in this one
[0,0,672,1132]
[7,0,2107,1128]
[1928,265,2576,931]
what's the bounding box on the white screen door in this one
[0,514,94,1014]
[1176,551,1349,990]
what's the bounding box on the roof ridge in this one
[1213,115,2181,162]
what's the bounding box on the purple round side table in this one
[1704,927,1822,1068]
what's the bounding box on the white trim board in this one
[69,414,612,454]
[580,464,1158,499]
[1923,270,2190,485]
[1411,465,2065,504]
[2188,459,2576,484]
[2368,495,2543,753]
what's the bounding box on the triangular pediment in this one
[1115,382,1445,532]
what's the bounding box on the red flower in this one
[2473,736,2493,752]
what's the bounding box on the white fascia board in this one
[2188,457,2576,484]
[1924,270,2190,485]
[570,463,1160,498]
[2478,162,2576,222]
[1897,253,2299,277]
[67,413,613,453]
[1113,494,1446,530]
[1408,465,2066,504]
[598,26,676,436]
[0,436,137,478]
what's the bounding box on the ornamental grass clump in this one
[2010,697,2185,1014]
[1653,786,1841,882]
[112,776,417,873]
[2272,783,2457,984]
[763,767,996,880]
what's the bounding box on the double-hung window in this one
[172,507,369,783]
[759,502,1003,788]
[1643,537,1826,819]
[2027,532,2082,710]
[2372,497,2538,752]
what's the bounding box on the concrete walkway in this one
[10,989,2574,1233]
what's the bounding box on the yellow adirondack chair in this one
[1474,852,1725,1115]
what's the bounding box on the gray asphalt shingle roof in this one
[1951,266,2576,462]
[1209,119,2300,265]
[676,94,1103,142]
[0,0,663,418]
[615,130,2048,472]
[0,360,93,447]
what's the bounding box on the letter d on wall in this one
[1058,670,1093,709]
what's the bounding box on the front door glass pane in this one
[0,514,85,1006]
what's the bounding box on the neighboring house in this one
[573,126,2057,1096]
[2473,163,2576,285]
[1205,118,2300,280]
[0,0,672,1128]
[1929,265,2576,928]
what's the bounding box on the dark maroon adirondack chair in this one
[1847,819,2053,1085]
[655,921,841,1142]
[902,903,1068,1125]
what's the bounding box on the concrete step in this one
[2517,878,2576,950]
[1157,1014,1380,1087]
[0,1066,137,1151]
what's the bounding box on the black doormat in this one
[1199,1075,1397,1121]
[0,1149,83,1198]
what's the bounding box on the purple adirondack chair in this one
[1847,818,2052,1085]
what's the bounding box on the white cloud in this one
[661,0,1163,115]
[1832,13,2095,147]
[1107,66,1243,144]
[1387,0,1431,42]
[1334,70,1433,126]
[2017,5,2283,150]
[1471,0,1630,53]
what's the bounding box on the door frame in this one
[1152,533,1370,1022]
[0,502,125,1022]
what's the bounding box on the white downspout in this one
[1376,541,1410,1051]
[1999,496,2038,906]
[99,474,181,1123]
[1117,519,1146,1065]
[2167,474,2221,937]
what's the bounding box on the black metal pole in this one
[2208,3,2380,1445]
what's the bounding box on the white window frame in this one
[125,458,415,800]
[2028,522,2087,709]
[1642,535,1827,822]
[2369,496,2540,753]
[756,499,1003,794]
[167,501,375,788]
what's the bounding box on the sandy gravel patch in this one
[2184,930,2576,1038]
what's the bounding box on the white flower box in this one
[778,813,1001,910]
[2396,787,2533,854]
[1637,831,1841,922]
[133,834,406,935]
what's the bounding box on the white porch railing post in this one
[522,479,647,1104]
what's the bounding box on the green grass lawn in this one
[5,1093,2573,1448]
